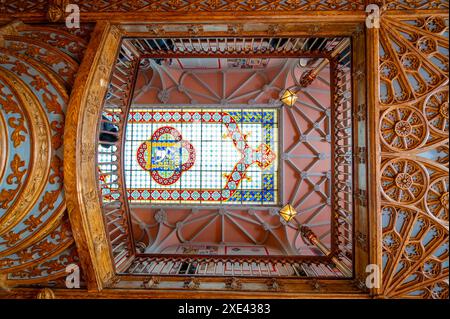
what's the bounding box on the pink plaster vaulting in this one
[129,58,332,256]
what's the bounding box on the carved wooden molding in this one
[0,68,52,237]
[46,0,69,23]
[0,21,24,46]
[368,12,449,299]
[63,21,122,291]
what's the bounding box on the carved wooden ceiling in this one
[128,57,337,258]
[0,0,448,299]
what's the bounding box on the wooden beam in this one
[0,282,369,299]
[63,21,122,291]
[352,24,371,293]
[365,23,382,297]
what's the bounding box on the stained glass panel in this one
[123,108,279,204]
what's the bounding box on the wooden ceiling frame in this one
[63,16,372,298]
[64,21,122,292]
[122,39,345,263]
[0,0,446,301]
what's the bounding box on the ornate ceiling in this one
[0,0,448,299]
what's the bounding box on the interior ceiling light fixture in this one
[279,203,298,222]
[280,86,298,107]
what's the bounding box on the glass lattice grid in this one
[123,107,279,205]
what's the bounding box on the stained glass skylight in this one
[123,108,279,204]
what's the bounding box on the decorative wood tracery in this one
[0,1,447,299]
[375,14,449,299]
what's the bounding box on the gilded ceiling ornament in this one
[167,0,182,9]
[355,147,367,165]
[0,93,27,148]
[356,103,366,121]
[184,278,200,289]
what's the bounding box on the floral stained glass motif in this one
[124,108,279,204]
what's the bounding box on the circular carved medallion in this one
[381,158,428,204]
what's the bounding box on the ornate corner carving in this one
[356,188,367,207]
[86,93,100,116]
[352,24,364,39]
[147,25,165,35]
[353,62,365,80]
[143,276,160,289]
[228,24,244,35]
[188,25,203,36]
[110,25,123,41]
[308,25,321,35]
[81,142,95,163]
[0,21,24,36]
[357,103,367,121]
[355,147,367,164]
[267,24,283,36]
[107,275,121,288]
[309,279,324,291]
[225,277,242,290]
[266,278,284,291]
[184,277,200,289]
